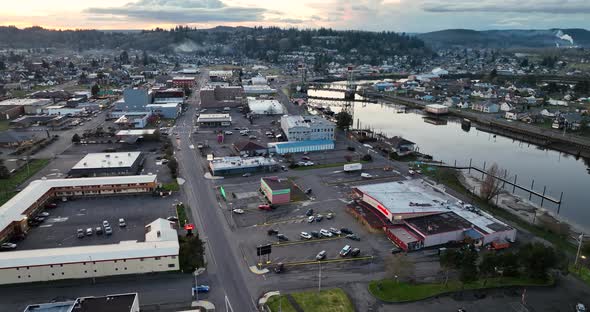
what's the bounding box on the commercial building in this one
[209,156,277,176]
[43,105,85,116]
[152,88,184,104]
[111,112,150,129]
[0,218,178,285]
[260,176,291,204]
[197,114,231,127]
[0,175,157,242]
[353,179,516,251]
[146,103,181,119]
[243,85,277,96]
[247,98,284,115]
[171,76,196,88]
[116,89,151,111]
[24,293,140,312]
[280,115,336,142]
[209,70,233,81]
[233,140,268,156]
[0,105,24,120]
[0,98,52,115]
[68,152,144,177]
[199,86,243,108]
[269,140,335,155]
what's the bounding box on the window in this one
[94,270,97,273]
[16,268,19,271]
[17,276,21,279]
[115,268,118,271]
[61,272,64,275]
[124,267,127,270]
[155,257,161,260]
[51,273,55,276]
[171,256,177,259]
[140,258,145,262]
[84,271,87,274]
[168,264,176,268]
[28,275,31,278]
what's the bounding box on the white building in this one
[247,98,285,115]
[25,293,140,312]
[43,105,85,116]
[280,115,336,142]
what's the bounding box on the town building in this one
[0,175,158,242]
[208,70,233,82]
[472,102,500,113]
[233,140,268,156]
[116,89,151,111]
[199,86,243,108]
[43,105,85,116]
[243,85,277,96]
[197,114,231,127]
[353,179,516,251]
[152,88,184,104]
[280,115,336,142]
[209,156,277,176]
[269,140,335,155]
[111,112,150,129]
[0,98,52,115]
[260,176,291,204]
[68,152,144,177]
[24,293,140,312]
[0,218,178,285]
[146,103,181,119]
[170,76,196,88]
[247,98,284,115]
[385,137,416,156]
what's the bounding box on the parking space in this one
[15,195,176,250]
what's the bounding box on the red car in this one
[258,204,272,211]
[45,203,57,209]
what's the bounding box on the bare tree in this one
[480,163,503,202]
[384,254,415,282]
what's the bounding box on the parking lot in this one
[16,195,177,250]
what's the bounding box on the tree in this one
[71,133,81,143]
[361,154,373,162]
[458,246,478,284]
[178,234,205,272]
[518,243,557,281]
[520,58,529,68]
[384,254,415,282]
[167,157,178,178]
[0,159,9,179]
[120,50,129,64]
[336,111,353,130]
[480,163,502,202]
[0,60,5,70]
[440,249,461,285]
[91,84,100,98]
[142,50,149,66]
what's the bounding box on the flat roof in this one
[210,156,277,171]
[73,293,137,312]
[388,227,419,245]
[0,175,157,236]
[281,115,335,129]
[406,212,473,235]
[0,219,176,269]
[115,129,157,136]
[0,98,51,106]
[24,301,75,312]
[197,114,231,122]
[172,76,196,80]
[71,152,142,170]
[261,177,291,191]
[269,140,334,148]
[146,103,180,108]
[247,98,284,114]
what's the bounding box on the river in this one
[308,84,590,232]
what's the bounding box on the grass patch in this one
[0,159,50,206]
[423,166,576,254]
[369,277,552,302]
[267,289,354,312]
[176,203,188,227]
[162,181,180,192]
[0,120,10,131]
[569,265,590,285]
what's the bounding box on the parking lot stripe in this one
[272,236,345,247]
[278,256,374,267]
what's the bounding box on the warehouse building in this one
[260,176,291,204]
[243,85,277,96]
[247,98,284,115]
[269,140,335,155]
[197,114,231,127]
[0,175,157,243]
[209,156,277,176]
[0,98,52,115]
[199,86,243,108]
[152,88,184,104]
[25,293,140,312]
[68,152,144,177]
[233,140,268,156]
[0,218,178,285]
[280,115,336,142]
[354,179,516,251]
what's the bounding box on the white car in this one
[329,227,341,235]
[224,131,233,135]
[307,216,315,223]
[232,209,245,214]
[319,229,333,238]
[300,232,312,240]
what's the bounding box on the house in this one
[385,136,416,157]
[472,102,500,113]
[500,102,513,112]
[561,113,584,130]
[505,111,527,121]
[233,140,268,156]
[0,130,40,147]
[548,99,569,107]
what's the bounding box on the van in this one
[339,245,352,257]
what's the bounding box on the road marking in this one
[273,256,375,267]
[272,236,345,247]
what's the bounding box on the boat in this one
[461,118,471,127]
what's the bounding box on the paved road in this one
[172,72,258,311]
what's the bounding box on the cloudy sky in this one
[2,0,589,32]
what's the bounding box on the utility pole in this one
[575,234,585,266]
[318,261,322,292]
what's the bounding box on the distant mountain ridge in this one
[417,28,590,49]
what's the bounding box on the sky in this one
[1,0,589,32]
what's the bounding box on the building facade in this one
[280,115,336,142]
[68,152,144,177]
[260,177,291,204]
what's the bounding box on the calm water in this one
[309,88,590,231]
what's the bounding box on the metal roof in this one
[0,175,157,235]
[209,156,277,171]
[71,152,142,170]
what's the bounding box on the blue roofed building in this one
[269,140,335,155]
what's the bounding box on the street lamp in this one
[575,234,586,266]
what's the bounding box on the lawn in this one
[176,203,188,226]
[267,288,354,312]
[0,159,49,205]
[369,277,553,302]
[0,120,10,131]
[162,181,180,192]
[569,265,590,285]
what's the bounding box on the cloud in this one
[85,0,266,23]
[422,0,590,14]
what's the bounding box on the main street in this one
[172,72,258,311]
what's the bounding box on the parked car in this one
[242,173,252,177]
[232,209,245,214]
[300,232,312,240]
[77,229,84,238]
[38,211,50,217]
[576,303,586,312]
[194,285,210,293]
[346,234,360,241]
[86,228,93,236]
[329,227,341,236]
[391,246,402,254]
[310,231,320,238]
[305,188,313,195]
[118,218,126,227]
[249,135,257,140]
[339,245,352,257]
[0,242,17,251]
[34,216,46,222]
[224,131,233,135]
[277,234,289,241]
[340,228,353,235]
[102,220,110,227]
[274,262,284,274]
[258,204,272,211]
[315,214,323,222]
[306,208,314,216]
[45,202,57,209]
[167,216,179,222]
[267,229,279,236]
[104,226,113,235]
[302,156,311,161]
[95,227,103,235]
[316,250,327,261]
[350,248,361,257]
[319,229,333,238]
[326,213,334,220]
[307,216,315,223]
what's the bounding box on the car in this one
[38,211,50,217]
[200,109,207,113]
[118,218,126,227]
[297,161,307,166]
[363,144,373,149]
[306,208,314,216]
[307,216,315,223]
[274,262,284,273]
[319,229,333,238]
[302,156,311,161]
[347,146,356,151]
[326,213,334,220]
[194,285,210,293]
[329,227,341,235]
[346,234,360,241]
[340,228,353,235]
[102,220,110,227]
[86,228,93,236]
[267,229,279,236]
[304,161,314,166]
[34,216,46,223]
[249,135,257,140]
[350,248,361,257]
[277,234,289,241]
[96,227,103,235]
[0,242,17,250]
[339,245,352,257]
[577,303,586,312]
[77,229,84,238]
[408,170,415,175]
[45,202,58,209]
[305,188,313,195]
[300,232,312,240]
[310,231,320,238]
[242,173,252,177]
[258,204,272,211]
[224,131,233,135]
[391,246,402,254]
[234,127,241,131]
[167,216,179,222]
[232,209,244,214]
[104,226,113,235]
[315,214,323,222]
[316,250,327,261]
[281,166,288,171]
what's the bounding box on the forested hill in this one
[0,26,430,59]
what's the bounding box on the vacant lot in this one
[267,288,354,312]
